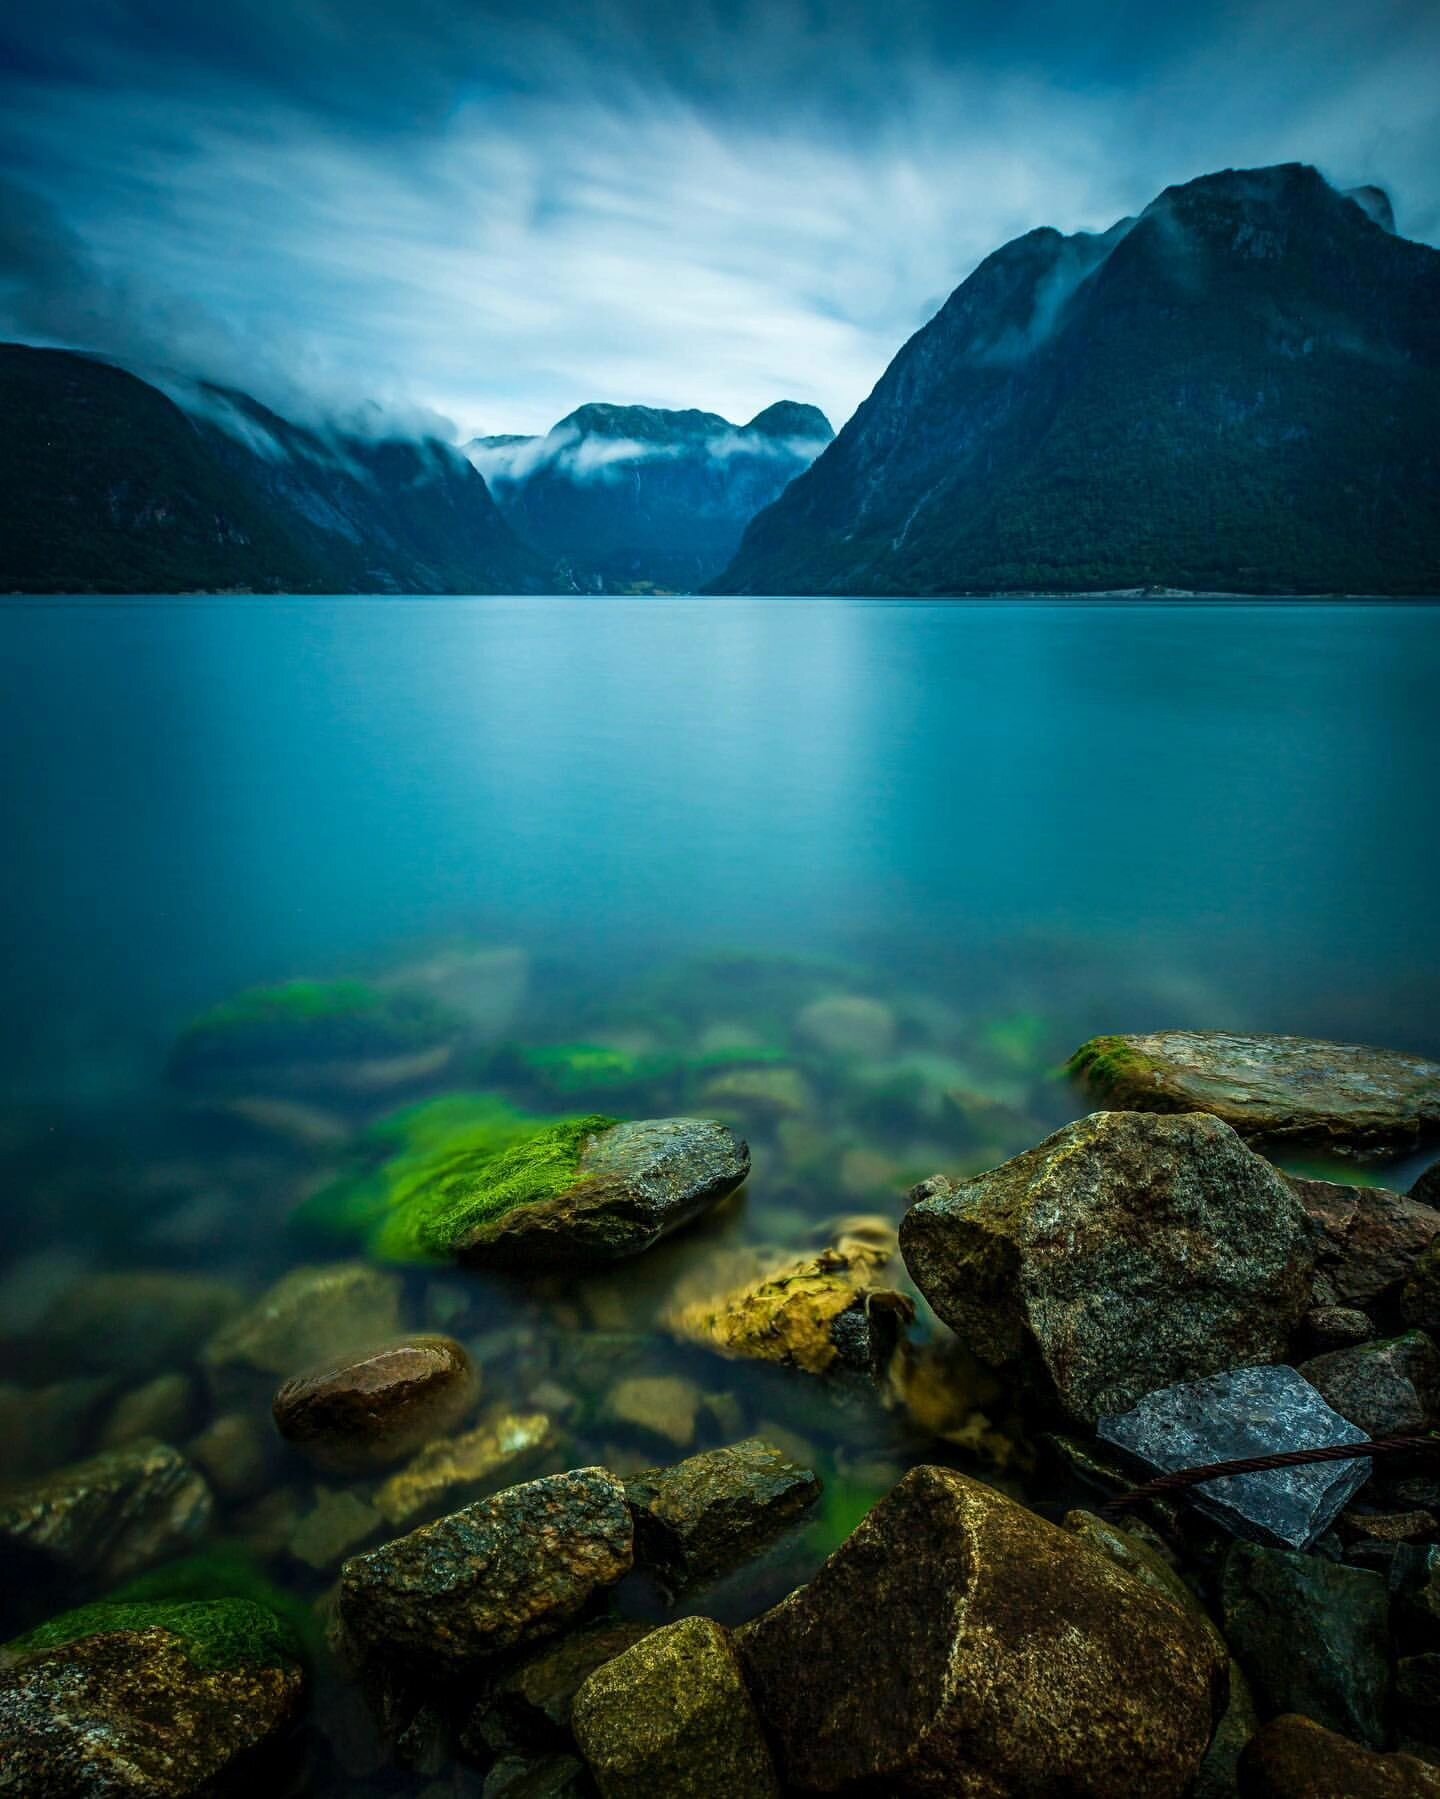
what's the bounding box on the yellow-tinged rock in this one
[374,1412,553,1525]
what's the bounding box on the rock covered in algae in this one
[1240,1714,1440,1797]
[662,1232,913,1379]
[272,1334,478,1472]
[1069,1030,1440,1158]
[571,1615,780,1799]
[736,1465,1225,1797]
[1097,1365,1370,1549]
[204,1262,403,1394]
[169,976,461,1092]
[0,1596,305,1797]
[1292,1174,1440,1308]
[374,1411,554,1525]
[0,1440,213,1586]
[350,1113,749,1265]
[900,1110,1313,1421]
[337,1468,633,1671]
[625,1438,821,1586]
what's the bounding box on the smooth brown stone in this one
[272,1335,477,1472]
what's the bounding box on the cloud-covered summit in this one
[1,0,1437,437]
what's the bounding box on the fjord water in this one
[1,597,1438,1766]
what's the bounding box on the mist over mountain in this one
[471,401,833,591]
[0,346,550,594]
[712,164,1440,596]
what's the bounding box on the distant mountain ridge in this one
[712,164,1440,595]
[471,399,833,591]
[0,346,550,594]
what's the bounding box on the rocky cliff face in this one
[0,346,551,594]
[472,401,832,592]
[712,164,1440,595]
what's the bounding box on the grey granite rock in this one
[1097,1365,1371,1549]
[1299,1331,1440,1437]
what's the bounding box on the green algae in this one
[509,1041,680,1097]
[110,1546,320,1661]
[1066,1034,1157,1096]
[6,1597,300,1671]
[371,1112,619,1263]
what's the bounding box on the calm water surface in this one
[1,596,1438,1789]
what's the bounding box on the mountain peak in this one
[745,401,834,442]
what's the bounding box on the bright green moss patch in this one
[372,1112,619,1263]
[6,1598,301,1671]
[111,1546,320,1661]
[1066,1035,1156,1094]
[510,1042,679,1097]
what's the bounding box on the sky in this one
[2,0,1438,440]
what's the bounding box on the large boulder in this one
[272,1335,478,1472]
[900,1111,1314,1422]
[0,1441,213,1587]
[1239,1714,1440,1797]
[337,1468,632,1672]
[0,1596,305,1797]
[365,1115,749,1265]
[1068,1031,1440,1158]
[571,1616,780,1798]
[736,1465,1225,1797]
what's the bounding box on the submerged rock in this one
[572,1615,779,1799]
[625,1438,821,1586]
[1097,1365,1370,1549]
[204,1262,403,1395]
[1292,1175,1440,1308]
[288,1486,384,1570]
[99,1374,197,1451]
[1069,1030,1440,1157]
[662,1234,912,1379]
[0,1441,213,1586]
[374,1411,554,1525]
[794,993,897,1059]
[1223,1542,1391,1746]
[272,1335,478,1472]
[169,976,461,1093]
[366,1114,749,1265]
[901,1110,1313,1421]
[482,1753,591,1798]
[1299,1331,1440,1437]
[602,1374,701,1449]
[696,1063,813,1120]
[337,1468,632,1672]
[464,1620,654,1757]
[737,1465,1224,1797]
[1240,1714,1440,1797]
[33,1271,244,1378]
[0,1596,305,1797]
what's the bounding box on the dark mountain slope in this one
[713,165,1440,595]
[0,346,550,594]
[474,400,832,591]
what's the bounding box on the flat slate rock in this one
[1069,1030,1440,1158]
[1097,1365,1371,1549]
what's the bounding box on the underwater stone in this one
[186,1412,270,1501]
[572,1615,780,1799]
[1069,1030,1440,1158]
[33,1271,244,1378]
[482,1753,591,1798]
[794,994,897,1059]
[288,1486,384,1571]
[1299,1330,1440,1437]
[697,1063,813,1120]
[736,1465,1224,1797]
[625,1438,821,1587]
[0,1440,213,1586]
[1097,1365,1371,1549]
[337,1467,633,1672]
[0,1598,305,1798]
[99,1373,197,1451]
[1240,1714,1440,1798]
[272,1334,478,1472]
[901,1110,1313,1422]
[1223,1543,1391,1747]
[602,1374,701,1449]
[374,1411,554,1525]
[463,1620,655,1757]
[203,1262,403,1394]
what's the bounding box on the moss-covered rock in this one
[737,1465,1225,1796]
[1069,1031,1440,1159]
[900,1111,1314,1422]
[170,976,461,1093]
[272,1334,478,1472]
[572,1615,780,1798]
[337,1468,633,1672]
[506,1042,681,1100]
[0,1597,305,1797]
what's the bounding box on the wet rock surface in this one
[902,1110,1314,1421]
[1292,1176,1440,1309]
[625,1438,821,1586]
[337,1468,633,1672]
[571,1615,779,1799]
[0,1441,213,1587]
[1299,1331,1440,1437]
[1097,1365,1371,1548]
[1404,1239,1440,1333]
[0,1597,305,1797]
[1223,1542,1391,1746]
[737,1464,1224,1797]
[1239,1714,1440,1797]
[464,1620,654,1757]
[272,1335,478,1472]
[1069,1030,1440,1157]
